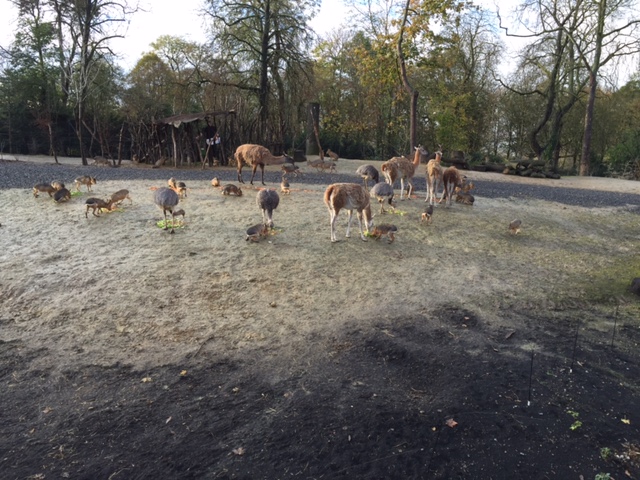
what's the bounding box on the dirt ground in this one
[1,156,640,479]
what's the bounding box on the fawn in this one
[222,184,243,196]
[85,198,114,218]
[75,176,97,192]
[370,224,398,243]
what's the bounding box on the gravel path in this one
[3,159,640,208]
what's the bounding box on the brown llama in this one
[324,183,374,243]
[425,151,443,205]
[235,144,292,185]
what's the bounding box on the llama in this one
[154,187,181,233]
[235,144,292,185]
[390,145,428,200]
[356,164,380,189]
[425,151,443,205]
[256,189,280,228]
[380,158,400,189]
[441,166,463,207]
[370,182,395,214]
[324,183,373,243]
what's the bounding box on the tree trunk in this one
[580,72,597,176]
[397,0,418,150]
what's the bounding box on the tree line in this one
[1,0,640,176]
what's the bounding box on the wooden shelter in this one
[156,110,236,168]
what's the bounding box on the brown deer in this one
[324,183,373,243]
[75,176,97,192]
[235,144,292,185]
[110,189,132,206]
[425,151,443,205]
[370,224,398,243]
[85,197,114,218]
[245,223,269,242]
[222,184,243,196]
[168,178,187,198]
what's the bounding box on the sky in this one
[0,0,517,70]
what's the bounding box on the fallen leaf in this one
[166,416,172,424]
[42,407,53,414]
[141,377,152,383]
[622,418,631,425]
[446,418,458,428]
[180,370,188,376]
[232,447,245,456]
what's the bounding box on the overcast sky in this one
[0,0,520,70]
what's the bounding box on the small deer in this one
[75,176,97,192]
[317,161,337,173]
[222,184,243,196]
[324,183,373,242]
[110,189,132,206]
[85,197,114,218]
[421,204,434,224]
[280,178,291,195]
[509,219,522,235]
[326,149,339,162]
[281,162,301,177]
[455,192,475,205]
[51,181,65,191]
[168,178,187,198]
[33,183,57,198]
[245,223,269,242]
[370,224,398,244]
[54,188,71,203]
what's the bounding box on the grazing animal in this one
[324,183,373,243]
[441,166,463,207]
[211,177,220,187]
[53,188,71,203]
[280,178,291,195]
[33,183,57,198]
[85,197,114,218]
[92,156,111,166]
[421,204,434,224]
[370,224,398,244]
[326,149,339,162]
[317,160,337,173]
[235,144,292,185]
[51,181,65,191]
[455,192,475,205]
[110,189,132,206]
[168,178,187,198]
[509,219,522,235]
[425,151,443,205]
[153,187,181,233]
[222,184,243,196]
[370,182,395,214]
[75,176,97,192]
[256,189,280,228]
[246,223,269,242]
[356,164,380,189]
[307,158,325,171]
[281,162,301,177]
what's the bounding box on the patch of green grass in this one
[156,219,185,229]
[70,191,83,197]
